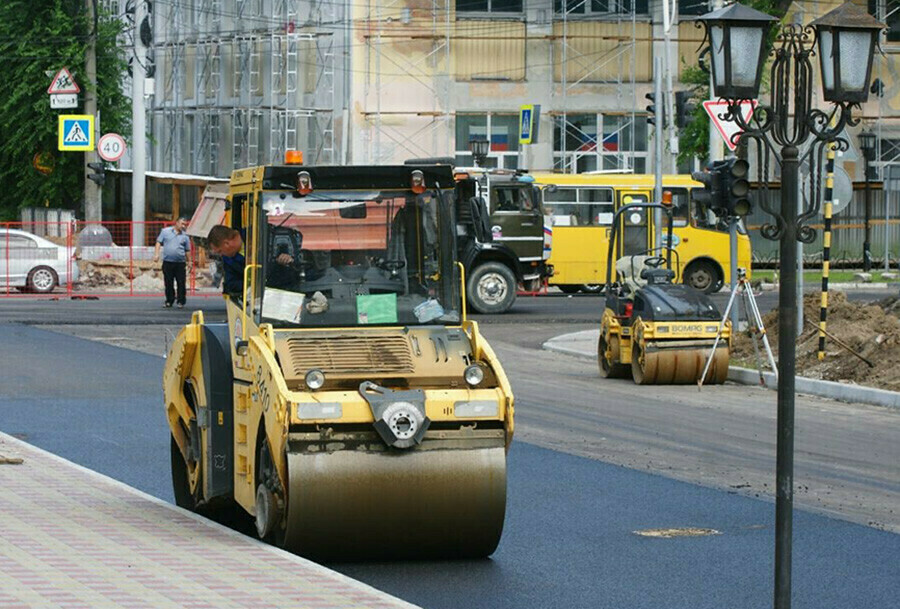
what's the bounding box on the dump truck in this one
[163,161,514,560]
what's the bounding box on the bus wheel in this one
[581,284,603,294]
[558,285,581,295]
[684,260,721,294]
[467,262,516,314]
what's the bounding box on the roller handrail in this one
[604,203,675,294]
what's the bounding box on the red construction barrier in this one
[1,221,220,299]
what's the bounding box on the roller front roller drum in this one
[632,342,729,385]
[280,444,507,561]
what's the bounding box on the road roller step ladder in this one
[699,267,777,389]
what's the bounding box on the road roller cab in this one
[164,162,514,561]
[598,202,731,385]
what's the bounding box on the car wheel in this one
[467,262,517,314]
[683,260,720,294]
[27,266,58,293]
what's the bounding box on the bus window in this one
[669,188,690,227]
[580,187,614,225]
[544,187,578,226]
[543,187,613,226]
[690,189,721,230]
[620,193,649,257]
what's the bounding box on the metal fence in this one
[746,185,900,268]
[1,221,220,298]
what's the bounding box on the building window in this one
[869,0,900,42]
[456,0,523,13]
[455,113,520,169]
[553,113,648,173]
[677,0,708,18]
[554,0,649,16]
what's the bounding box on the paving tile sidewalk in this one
[0,433,418,609]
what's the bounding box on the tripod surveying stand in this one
[699,268,778,389]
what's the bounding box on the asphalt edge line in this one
[543,332,900,411]
[0,430,422,609]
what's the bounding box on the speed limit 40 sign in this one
[98,133,126,162]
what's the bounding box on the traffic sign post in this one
[98,133,126,162]
[58,115,95,152]
[703,100,757,151]
[47,68,80,94]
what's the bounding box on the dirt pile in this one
[75,261,217,291]
[732,291,900,392]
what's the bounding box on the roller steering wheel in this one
[378,259,406,273]
[643,256,666,269]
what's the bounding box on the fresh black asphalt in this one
[0,323,897,609]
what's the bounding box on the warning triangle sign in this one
[63,121,89,145]
[48,68,80,94]
[703,100,757,152]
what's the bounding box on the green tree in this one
[677,0,781,167]
[0,0,130,221]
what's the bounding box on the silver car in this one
[0,228,80,293]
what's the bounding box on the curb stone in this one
[542,330,900,411]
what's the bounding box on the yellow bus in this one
[531,173,752,294]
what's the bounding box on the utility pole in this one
[131,0,147,247]
[709,0,724,164]
[654,56,664,250]
[663,0,678,172]
[84,0,101,222]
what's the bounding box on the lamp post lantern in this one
[696,3,885,608]
[469,138,490,169]
[859,129,877,271]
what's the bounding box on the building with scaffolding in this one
[122,0,900,184]
[137,0,338,176]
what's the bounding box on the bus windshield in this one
[255,189,461,328]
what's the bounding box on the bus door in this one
[616,191,651,261]
[489,183,544,266]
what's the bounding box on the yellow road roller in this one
[598,201,730,385]
[164,162,514,561]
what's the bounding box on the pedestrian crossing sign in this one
[58,114,94,151]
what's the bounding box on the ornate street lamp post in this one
[858,129,877,271]
[696,4,885,608]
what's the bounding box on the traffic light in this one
[693,158,753,219]
[87,162,106,187]
[674,90,695,129]
[691,162,725,216]
[724,158,752,217]
[645,92,665,127]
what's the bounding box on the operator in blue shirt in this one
[207,224,296,298]
[153,217,191,308]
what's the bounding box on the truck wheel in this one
[467,262,516,314]
[684,260,721,294]
[27,266,57,293]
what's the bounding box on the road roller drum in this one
[282,441,507,561]
[632,341,729,385]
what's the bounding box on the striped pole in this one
[818,144,836,361]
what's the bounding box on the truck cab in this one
[453,167,552,313]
